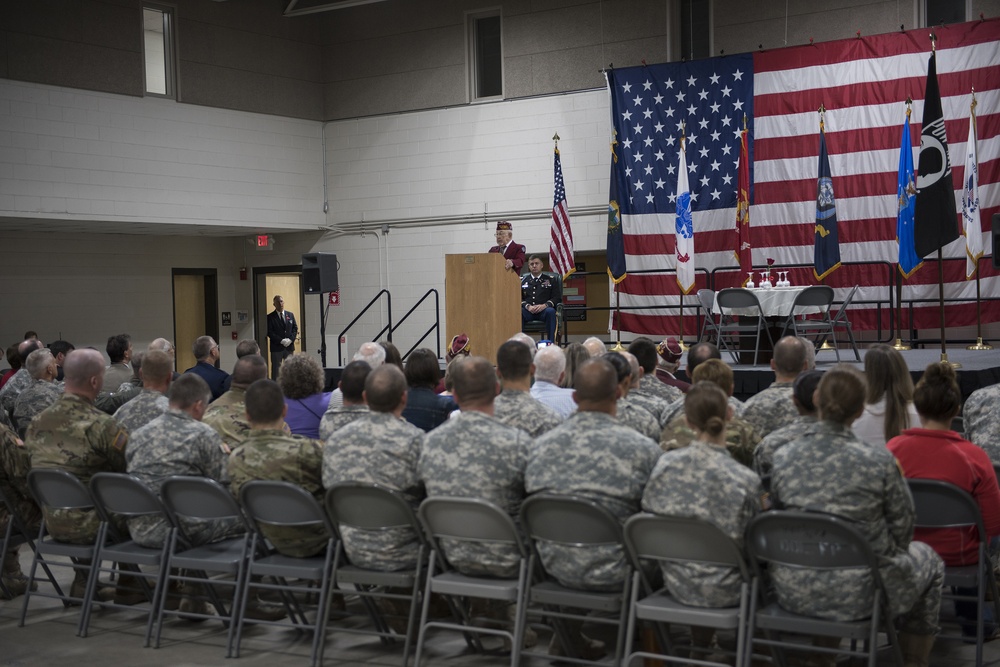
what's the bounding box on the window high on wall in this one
[143,5,176,97]
[925,0,967,26]
[468,10,503,101]
[680,0,711,61]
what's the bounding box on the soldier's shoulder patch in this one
[112,429,128,451]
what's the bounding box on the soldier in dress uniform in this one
[521,255,560,342]
[12,348,62,438]
[319,360,372,440]
[112,349,172,433]
[493,340,562,437]
[202,354,268,452]
[741,336,812,439]
[752,369,822,492]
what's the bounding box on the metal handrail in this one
[390,289,441,360]
[336,289,392,366]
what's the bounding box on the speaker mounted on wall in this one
[302,252,339,293]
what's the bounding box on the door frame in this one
[252,264,304,363]
[171,268,219,370]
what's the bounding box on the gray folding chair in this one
[519,493,631,666]
[414,496,531,667]
[697,289,722,343]
[236,480,337,667]
[745,511,903,667]
[325,482,431,667]
[831,285,861,361]
[0,484,60,601]
[84,472,171,644]
[779,285,838,360]
[622,513,754,667]
[716,288,774,366]
[19,468,100,634]
[907,479,1000,667]
[155,476,252,658]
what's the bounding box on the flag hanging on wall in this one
[814,117,841,280]
[962,93,983,279]
[736,121,752,282]
[549,145,575,279]
[675,134,695,294]
[896,107,921,278]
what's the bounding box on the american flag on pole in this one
[549,144,575,280]
[607,18,1000,337]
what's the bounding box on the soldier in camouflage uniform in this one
[493,341,562,437]
[113,349,172,433]
[322,365,425,570]
[771,366,944,665]
[607,352,660,441]
[741,336,811,439]
[628,338,683,405]
[319,360,372,441]
[753,370,822,492]
[0,339,44,421]
[0,423,41,598]
[660,359,760,467]
[229,379,329,558]
[202,354,268,452]
[963,383,1000,464]
[418,356,530,578]
[126,374,241,548]
[13,348,62,438]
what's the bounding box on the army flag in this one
[962,95,983,279]
[675,135,695,294]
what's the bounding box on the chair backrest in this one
[160,476,245,524]
[241,480,334,534]
[520,493,622,547]
[791,285,834,312]
[907,478,986,537]
[325,482,423,535]
[90,472,167,520]
[832,285,859,322]
[697,289,716,313]
[716,288,762,312]
[624,513,749,579]
[418,496,526,557]
[27,468,94,512]
[745,510,879,573]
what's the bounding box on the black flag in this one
[914,51,959,258]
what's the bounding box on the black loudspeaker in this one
[993,214,1000,269]
[302,252,339,293]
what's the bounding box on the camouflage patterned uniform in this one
[642,440,762,607]
[126,410,241,548]
[494,389,562,437]
[660,414,760,468]
[25,393,128,543]
[636,375,683,405]
[752,415,817,492]
[628,390,671,428]
[229,429,328,557]
[771,420,944,634]
[661,395,745,427]
[113,389,169,434]
[0,424,41,535]
[963,384,1000,464]
[418,411,529,577]
[94,386,141,415]
[525,411,660,590]
[318,404,370,441]
[740,382,797,439]
[323,412,425,570]
[0,370,31,419]
[202,387,251,451]
[13,379,63,438]
[616,398,661,441]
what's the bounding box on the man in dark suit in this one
[183,336,230,401]
[488,221,526,273]
[266,295,298,380]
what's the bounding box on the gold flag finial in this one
[553,132,560,143]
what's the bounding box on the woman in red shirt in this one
[888,361,1000,638]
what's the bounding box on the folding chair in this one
[155,476,252,658]
[745,511,903,667]
[19,468,100,634]
[716,288,774,366]
[414,496,531,667]
[83,472,171,644]
[235,481,337,667]
[325,482,430,667]
[622,513,754,667]
[697,289,722,343]
[519,493,631,666]
[907,479,1000,667]
[779,285,838,360]
[0,484,60,601]
[831,285,861,361]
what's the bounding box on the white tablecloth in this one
[712,287,816,317]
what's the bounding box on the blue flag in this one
[896,111,921,278]
[814,124,841,280]
[607,136,627,284]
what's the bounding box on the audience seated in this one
[660,342,744,425]
[852,344,919,447]
[530,346,576,418]
[654,336,691,393]
[752,370,823,491]
[319,360,371,440]
[328,342,385,410]
[401,348,456,432]
[582,336,606,358]
[962,381,1000,464]
[278,353,332,440]
[628,337,683,404]
[183,335,230,401]
[1,339,44,420]
[12,348,62,438]
[49,340,75,382]
[102,333,133,392]
[560,342,590,389]
[607,351,662,441]
[493,341,562,437]
[203,354,269,451]
[741,336,811,438]
[112,349,172,433]
[0,422,41,599]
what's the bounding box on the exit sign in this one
[255,235,273,251]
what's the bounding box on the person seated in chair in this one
[521,255,559,342]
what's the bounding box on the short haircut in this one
[18,339,43,358]
[622,351,641,383]
[627,337,659,373]
[773,336,808,376]
[6,344,21,370]
[913,362,962,423]
[235,339,260,358]
[141,350,173,384]
[130,351,144,375]
[691,358,734,396]
[533,345,566,384]
[687,341,721,375]
[684,382,729,438]
[63,349,104,385]
[278,354,325,399]
[48,340,75,359]
[816,365,866,425]
[601,352,631,384]
[507,332,537,353]
[168,373,211,410]
[25,349,54,379]
[245,379,286,423]
[496,340,532,381]
[527,254,542,264]
[192,336,216,360]
[339,360,372,402]
[380,341,403,369]
[404,348,440,388]
[572,358,618,403]
[353,342,386,368]
[792,370,824,413]
[231,354,268,388]
[450,356,497,406]
[582,337,606,357]
[148,338,174,355]
[365,365,408,413]
[106,333,131,363]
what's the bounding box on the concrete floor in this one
[1,548,997,667]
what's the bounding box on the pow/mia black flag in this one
[914,51,959,258]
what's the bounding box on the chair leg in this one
[846,326,861,361]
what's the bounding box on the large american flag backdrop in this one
[607,18,1000,336]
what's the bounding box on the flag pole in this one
[937,247,960,367]
[965,90,992,351]
[677,121,688,351]
[816,104,836,352]
[611,287,624,351]
[894,99,913,351]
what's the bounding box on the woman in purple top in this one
[278,353,332,440]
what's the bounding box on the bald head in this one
[772,336,809,380]
[148,338,175,357]
[18,339,43,359]
[572,358,619,414]
[450,356,498,411]
[364,365,408,414]
[63,348,105,400]
[582,337,606,357]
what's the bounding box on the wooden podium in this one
[445,253,520,365]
